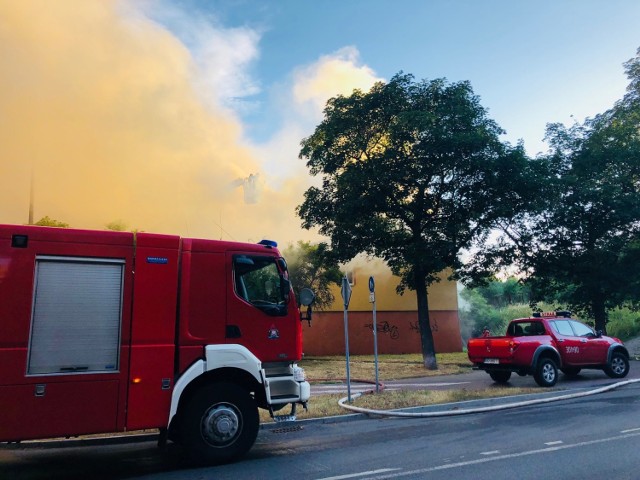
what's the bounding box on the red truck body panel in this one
[0,224,302,441]
[0,225,135,439]
[467,315,629,386]
[468,329,554,367]
[127,233,180,430]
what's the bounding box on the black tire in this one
[178,382,259,464]
[534,357,558,387]
[560,367,581,377]
[604,351,630,379]
[489,371,512,383]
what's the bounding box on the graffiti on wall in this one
[363,318,441,341]
[409,319,439,333]
[364,321,400,339]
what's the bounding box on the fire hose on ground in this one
[337,378,640,418]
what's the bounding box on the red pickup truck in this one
[467,312,630,387]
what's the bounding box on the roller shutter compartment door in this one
[28,257,124,375]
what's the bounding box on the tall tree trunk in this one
[592,295,608,335]
[415,269,437,370]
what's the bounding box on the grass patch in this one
[260,386,543,423]
[351,387,541,411]
[299,352,471,381]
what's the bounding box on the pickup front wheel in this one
[534,357,558,387]
[604,352,629,379]
[489,371,512,383]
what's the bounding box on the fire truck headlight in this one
[293,365,306,382]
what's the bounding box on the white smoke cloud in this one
[229,173,262,204]
[0,1,382,246]
[292,46,383,119]
[128,1,262,113]
[250,47,383,185]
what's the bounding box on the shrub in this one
[607,307,640,340]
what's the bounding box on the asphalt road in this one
[3,380,639,480]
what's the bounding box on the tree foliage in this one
[282,241,343,311]
[477,48,640,333]
[297,73,530,368]
[106,220,141,233]
[106,220,128,232]
[34,216,69,228]
[459,288,504,339]
[460,278,532,339]
[475,277,531,308]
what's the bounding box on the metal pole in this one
[344,306,351,402]
[28,168,34,225]
[372,298,379,393]
[368,276,379,393]
[341,276,352,403]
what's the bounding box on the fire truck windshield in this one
[233,255,288,316]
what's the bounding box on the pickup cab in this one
[467,312,630,387]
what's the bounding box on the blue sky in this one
[154,0,640,155]
[1,1,638,242]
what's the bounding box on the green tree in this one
[476,277,531,308]
[297,73,530,369]
[34,216,69,227]
[459,288,503,339]
[486,48,640,333]
[282,241,342,311]
[106,220,127,231]
[106,220,141,233]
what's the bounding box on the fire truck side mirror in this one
[298,288,315,326]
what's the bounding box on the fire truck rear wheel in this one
[179,382,259,464]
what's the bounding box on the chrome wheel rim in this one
[611,357,626,375]
[200,403,242,447]
[542,363,555,383]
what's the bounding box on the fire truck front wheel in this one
[179,382,259,464]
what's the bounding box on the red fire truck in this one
[0,224,312,463]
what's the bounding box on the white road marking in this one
[363,431,640,479]
[544,441,563,446]
[480,451,500,455]
[621,427,640,433]
[315,468,402,480]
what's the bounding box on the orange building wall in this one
[301,258,463,356]
[302,310,461,356]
